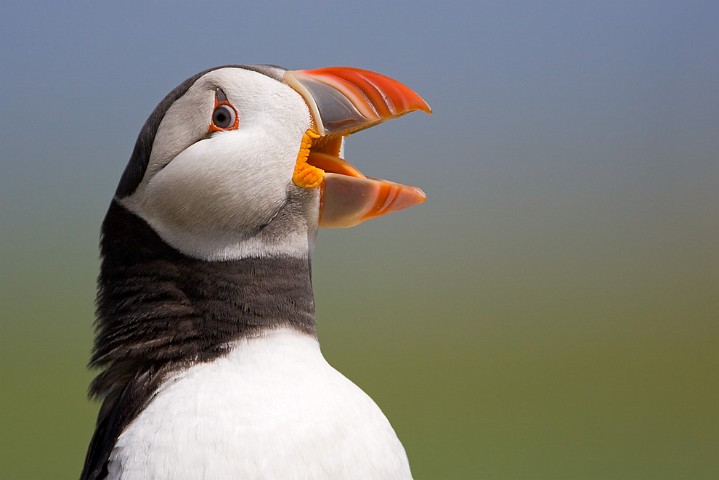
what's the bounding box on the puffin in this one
[80,64,431,480]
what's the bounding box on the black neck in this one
[81,200,315,479]
[92,200,316,372]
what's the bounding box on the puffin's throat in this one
[83,201,316,479]
[92,201,316,375]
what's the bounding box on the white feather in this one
[121,68,314,261]
[107,328,412,480]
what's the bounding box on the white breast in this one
[107,328,412,480]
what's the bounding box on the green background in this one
[2,1,717,478]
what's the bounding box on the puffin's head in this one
[116,65,430,261]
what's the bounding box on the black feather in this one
[80,202,315,479]
[82,63,300,479]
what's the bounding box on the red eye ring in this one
[208,94,239,133]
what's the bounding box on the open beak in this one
[285,67,431,228]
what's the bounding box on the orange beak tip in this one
[417,100,432,115]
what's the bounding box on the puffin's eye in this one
[212,105,237,129]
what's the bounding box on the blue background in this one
[1,1,717,478]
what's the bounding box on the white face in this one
[120,68,317,260]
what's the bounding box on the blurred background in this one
[1,1,717,478]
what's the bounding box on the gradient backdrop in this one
[1,1,718,478]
